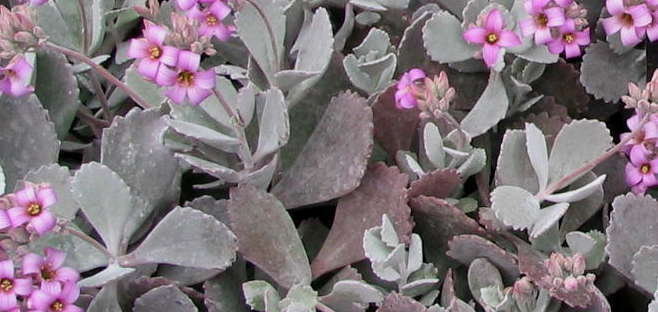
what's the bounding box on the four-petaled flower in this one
[602,0,652,46]
[395,68,426,109]
[520,0,566,44]
[8,184,56,235]
[128,21,179,81]
[22,248,80,290]
[547,19,590,58]
[156,50,216,105]
[463,9,522,68]
[28,281,81,312]
[0,260,32,311]
[0,55,34,97]
[625,145,658,194]
[187,1,235,41]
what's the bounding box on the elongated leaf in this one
[525,123,549,191]
[167,119,241,153]
[311,163,413,278]
[254,88,289,161]
[423,122,445,169]
[0,166,4,195]
[0,95,59,190]
[544,175,606,203]
[271,91,373,209]
[495,129,539,193]
[448,235,520,283]
[79,264,135,288]
[530,203,569,238]
[460,71,509,137]
[124,207,237,270]
[228,184,311,288]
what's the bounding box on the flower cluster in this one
[1,183,57,235]
[129,0,235,105]
[541,253,596,298]
[621,72,658,194]
[464,9,522,68]
[602,0,658,46]
[520,0,590,59]
[0,5,45,59]
[394,68,456,119]
[0,248,81,312]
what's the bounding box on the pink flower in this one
[547,20,590,58]
[463,9,522,68]
[620,113,658,154]
[187,1,235,41]
[156,50,216,105]
[520,0,566,44]
[29,0,49,5]
[554,0,573,7]
[28,281,81,312]
[0,55,34,97]
[602,0,652,46]
[0,260,33,310]
[625,146,658,194]
[395,69,426,109]
[22,248,79,290]
[176,0,218,11]
[128,21,179,81]
[646,11,658,42]
[8,184,56,235]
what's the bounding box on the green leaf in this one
[343,53,397,94]
[114,67,166,107]
[243,281,281,312]
[228,185,311,288]
[319,280,383,311]
[468,258,504,309]
[279,285,317,312]
[423,11,477,64]
[460,71,509,137]
[495,129,539,193]
[134,285,198,312]
[29,230,109,272]
[254,88,289,161]
[21,164,78,220]
[124,207,237,270]
[235,0,286,83]
[548,119,612,186]
[78,264,135,288]
[423,122,445,169]
[529,202,569,238]
[457,148,486,178]
[491,185,540,230]
[35,2,80,50]
[34,49,80,139]
[167,119,241,153]
[72,162,140,255]
[525,123,549,191]
[0,95,59,190]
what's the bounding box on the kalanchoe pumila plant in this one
[0,0,657,310]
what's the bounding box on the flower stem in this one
[535,115,650,201]
[63,226,114,259]
[212,88,254,170]
[44,42,151,109]
[76,0,90,53]
[89,72,114,121]
[316,303,337,312]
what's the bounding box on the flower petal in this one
[601,16,622,35]
[630,143,650,165]
[15,186,37,207]
[137,59,161,81]
[55,267,79,283]
[36,187,56,208]
[186,87,212,106]
[520,18,537,37]
[127,39,150,59]
[545,7,566,27]
[60,282,79,304]
[194,69,216,89]
[485,9,504,32]
[563,43,581,58]
[0,210,12,231]
[0,292,17,311]
[176,51,200,72]
[29,211,55,235]
[13,278,32,296]
[165,85,187,104]
[482,44,501,68]
[575,29,591,45]
[629,4,652,27]
[554,0,573,7]
[8,56,33,81]
[606,0,625,16]
[21,253,42,275]
[8,207,29,228]
[497,30,522,47]
[463,27,487,44]
[620,25,642,46]
[547,39,565,55]
[534,27,553,44]
[176,0,197,11]
[143,21,168,45]
[160,46,179,66]
[625,163,643,185]
[209,1,232,20]
[0,260,13,279]
[44,247,66,269]
[155,66,177,87]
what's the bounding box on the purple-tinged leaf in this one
[447,235,520,284]
[410,196,490,272]
[134,285,197,312]
[606,193,658,283]
[531,61,589,116]
[228,184,311,288]
[271,91,373,209]
[376,292,427,312]
[372,84,420,158]
[408,169,461,199]
[311,163,413,278]
[440,269,456,307]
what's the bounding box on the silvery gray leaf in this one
[423,11,476,64]
[460,71,509,137]
[525,123,549,191]
[78,264,135,288]
[254,88,289,161]
[134,285,197,312]
[529,202,569,239]
[21,164,77,220]
[491,185,540,230]
[543,174,607,203]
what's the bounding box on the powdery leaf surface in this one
[606,193,658,282]
[0,95,59,190]
[21,164,78,220]
[272,91,373,209]
[311,163,413,278]
[376,292,428,312]
[228,184,311,288]
[133,285,197,312]
[447,235,520,284]
[372,84,421,158]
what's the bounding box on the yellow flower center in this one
[535,13,549,27]
[206,14,218,26]
[27,203,41,216]
[0,279,13,292]
[41,265,55,281]
[486,33,499,44]
[563,33,575,44]
[51,301,64,312]
[177,71,195,87]
[148,46,162,60]
[642,164,651,174]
